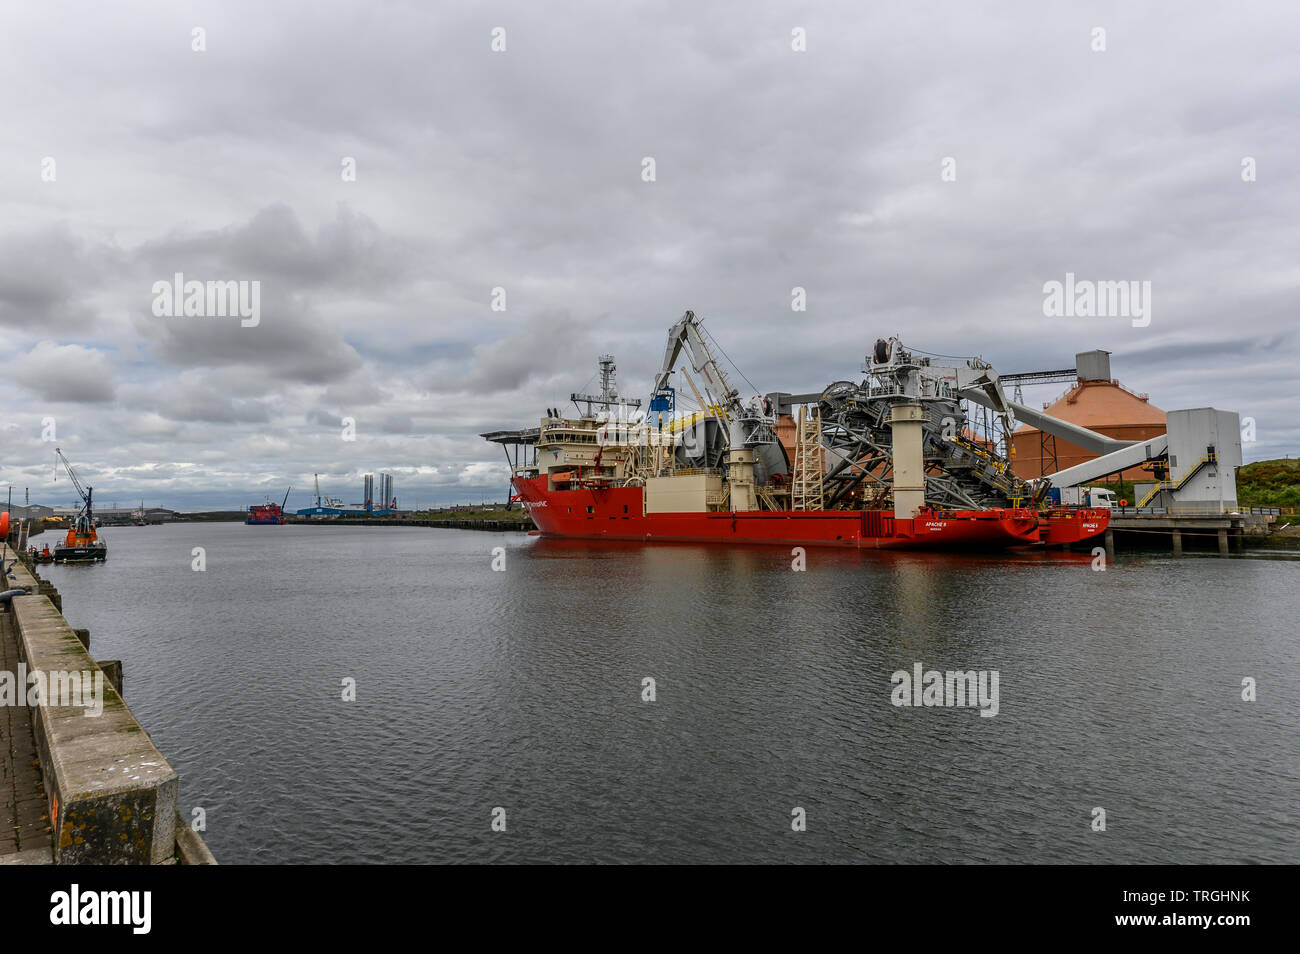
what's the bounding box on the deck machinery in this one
[797,337,1034,512]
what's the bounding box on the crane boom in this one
[54,448,93,520]
[652,311,741,421]
[651,310,777,454]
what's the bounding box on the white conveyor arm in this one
[1044,434,1168,487]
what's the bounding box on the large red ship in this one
[511,475,1107,549]
[484,314,1110,551]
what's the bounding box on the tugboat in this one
[246,487,292,524]
[52,448,108,562]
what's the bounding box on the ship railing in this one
[668,467,724,478]
[1164,501,1231,515]
[864,383,905,399]
[1114,502,1244,516]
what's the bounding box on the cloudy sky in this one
[2,1,1296,511]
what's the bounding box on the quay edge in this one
[1,537,216,865]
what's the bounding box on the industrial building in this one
[1011,350,1166,481]
[297,472,398,518]
[4,504,55,520]
[50,506,178,525]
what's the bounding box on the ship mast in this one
[571,355,641,420]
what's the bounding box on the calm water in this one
[35,523,1298,864]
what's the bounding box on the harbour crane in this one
[52,447,108,562]
[54,447,95,530]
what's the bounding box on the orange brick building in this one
[1011,352,1166,480]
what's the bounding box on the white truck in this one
[1051,486,1118,509]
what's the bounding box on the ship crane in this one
[54,447,95,533]
[52,448,107,562]
[651,311,777,511]
[652,310,774,450]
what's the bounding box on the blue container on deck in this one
[649,387,675,413]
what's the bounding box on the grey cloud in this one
[0,228,120,333]
[136,204,416,292]
[426,311,598,394]
[14,342,116,403]
[138,289,363,383]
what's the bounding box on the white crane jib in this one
[654,311,739,413]
[653,310,758,448]
[652,310,776,512]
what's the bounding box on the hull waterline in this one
[512,476,1108,550]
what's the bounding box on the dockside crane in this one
[54,447,95,531]
[52,447,107,561]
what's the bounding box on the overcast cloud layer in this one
[2,1,1297,511]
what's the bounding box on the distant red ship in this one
[246,488,291,525]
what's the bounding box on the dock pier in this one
[0,544,215,865]
[1109,511,1273,554]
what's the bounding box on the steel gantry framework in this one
[807,339,1034,510]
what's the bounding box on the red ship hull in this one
[512,476,1108,550]
[245,505,286,525]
